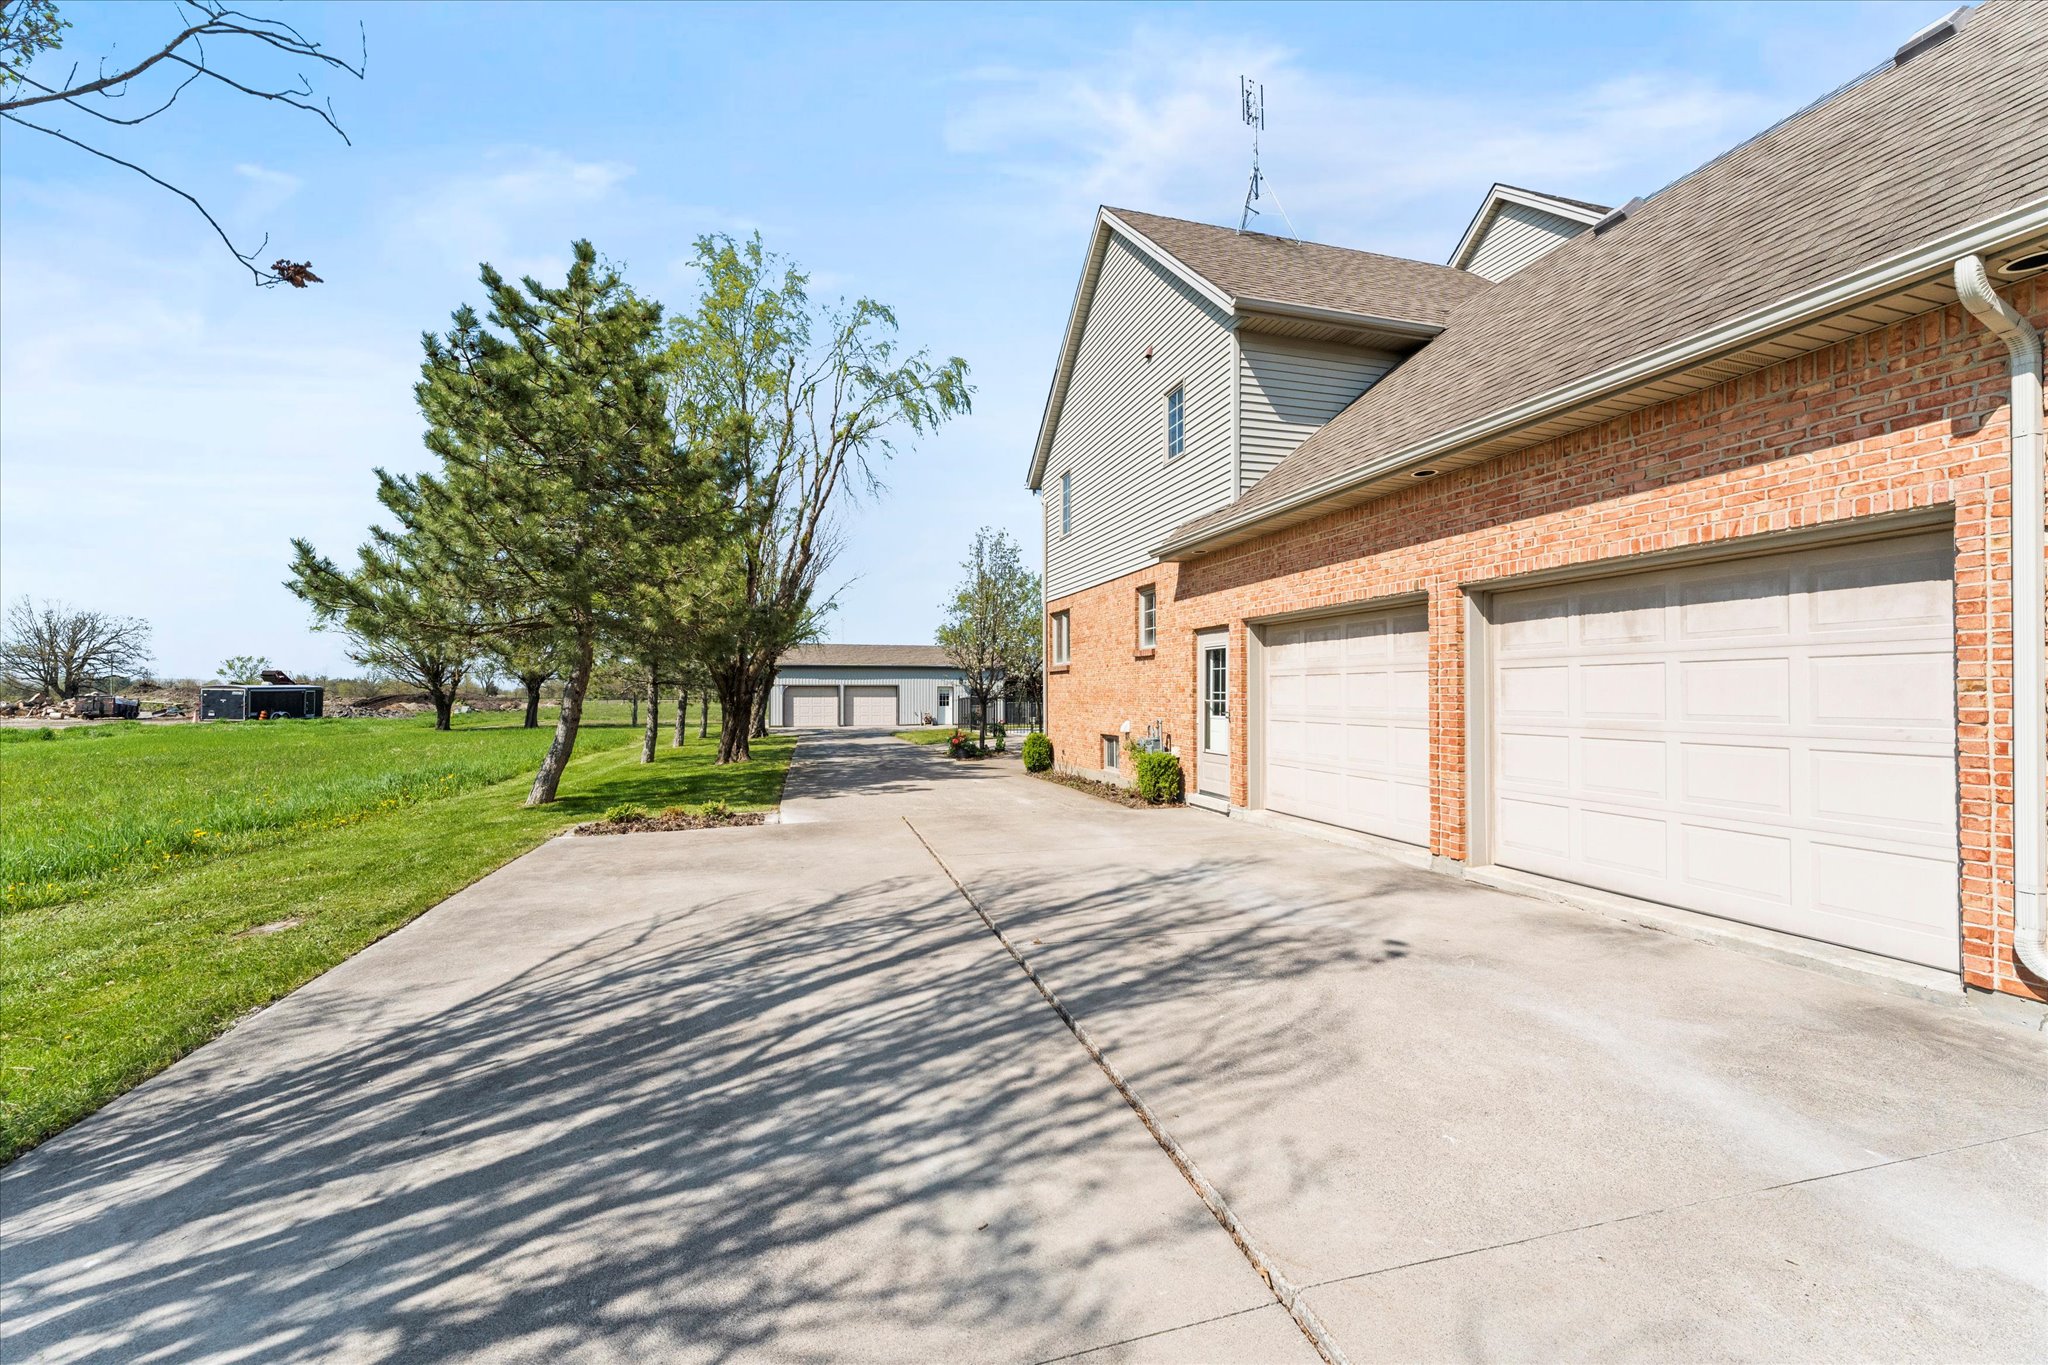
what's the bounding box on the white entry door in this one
[936,687,952,725]
[847,686,899,728]
[1488,532,1958,970]
[785,686,839,728]
[1262,606,1431,844]
[1197,630,1229,796]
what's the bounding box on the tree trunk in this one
[714,663,752,764]
[523,680,542,729]
[673,688,688,747]
[527,635,593,805]
[750,682,771,740]
[699,691,709,738]
[641,674,660,764]
[428,672,456,732]
[629,693,639,726]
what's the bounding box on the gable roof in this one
[1160,0,2048,558]
[778,643,955,669]
[1025,208,1489,490]
[1447,183,1611,273]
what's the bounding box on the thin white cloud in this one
[943,23,1793,258]
[383,148,637,278]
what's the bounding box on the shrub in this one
[601,802,649,824]
[1022,731,1053,773]
[948,729,986,759]
[990,722,1008,753]
[701,799,734,820]
[1132,751,1184,805]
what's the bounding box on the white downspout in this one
[1956,254,2048,985]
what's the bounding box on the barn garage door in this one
[1263,605,1430,845]
[847,686,898,728]
[1489,533,1958,970]
[785,686,839,728]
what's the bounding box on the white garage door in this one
[1264,605,1431,845]
[785,686,839,728]
[847,685,898,728]
[1489,533,1957,970]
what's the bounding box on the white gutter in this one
[1956,253,2047,985]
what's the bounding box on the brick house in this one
[1027,4,2048,1004]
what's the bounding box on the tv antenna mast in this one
[1237,76,1297,239]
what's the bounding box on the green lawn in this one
[0,712,790,1161]
[893,727,956,745]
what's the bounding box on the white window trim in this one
[1164,383,1186,462]
[1059,471,1072,536]
[1051,611,1071,665]
[1137,585,1157,649]
[1102,733,1120,771]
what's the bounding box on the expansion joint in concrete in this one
[903,817,1351,1365]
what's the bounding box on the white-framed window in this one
[1050,610,1070,665]
[1102,734,1120,771]
[1165,385,1185,461]
[1137,585,1156,649]
[1060,471,1072,536]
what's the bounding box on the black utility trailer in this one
[199,685,324,720]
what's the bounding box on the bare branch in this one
[0,0,364,285]
[0,110,280,284]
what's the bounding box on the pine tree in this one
[409,241,705,804]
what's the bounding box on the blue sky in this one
[0,0,1954,679]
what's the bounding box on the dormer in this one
[1448,184,1610,281]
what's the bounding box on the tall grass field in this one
[3,718,575,910]
[0,706,791,1160]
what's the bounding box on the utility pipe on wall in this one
[1955,254,2047,985]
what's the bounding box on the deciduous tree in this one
[936,527,1038,744]
[214,654,274,683]
[668,233,971,764]
[0,596,151,698]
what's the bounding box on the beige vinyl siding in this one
[1237,335,1399,493]
[1463,201,1589,282]
[1043,235,1235,601]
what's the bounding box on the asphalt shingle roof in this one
[1105,207,1492,327]
[778,644,955,669]
[1166,0,2048,550]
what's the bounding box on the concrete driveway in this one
[4,735,2044,1363]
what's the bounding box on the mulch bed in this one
[575,810,766,836]
[1029,769,1177,809]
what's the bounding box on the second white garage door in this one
[846,685,899,728]
[785,686,839,728]
[1263,605,1431,845]
[1488,533,1958,970]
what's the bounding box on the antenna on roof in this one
[1237,76,1299,241]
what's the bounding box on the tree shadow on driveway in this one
[1,845,1393,1364]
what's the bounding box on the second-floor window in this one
[1060,471,1072,535]
[1137,586,1156,649]
[1165,385,1185,461]
[1050,610,1071,665]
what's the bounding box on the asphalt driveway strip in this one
[4,733,2043,1363]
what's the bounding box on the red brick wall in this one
[1044,284,2046,1001]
